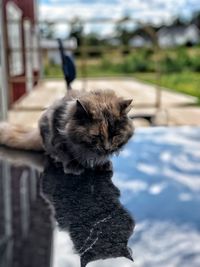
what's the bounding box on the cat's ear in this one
[76,100,89,117]
[119,99,133,114]
[122,247,134,262]
[80,256,88,267]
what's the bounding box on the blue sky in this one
[39,0,200,37]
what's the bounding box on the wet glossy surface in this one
[0,127,200,267]
[42,159,134,267]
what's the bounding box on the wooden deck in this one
[9,78,200,127]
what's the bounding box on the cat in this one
[42,157,135,267]
[0,89,134,174]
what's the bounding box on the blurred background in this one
[0,0,200,126]
[1,1,200,267]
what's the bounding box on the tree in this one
[115,23,133,54]
[69,19,84,47]
[191,12,200,29]
[40,22,56,39]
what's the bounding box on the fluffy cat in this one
[0,90,134,174]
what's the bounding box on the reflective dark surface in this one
[0,149,52,267]
[0,127,200,267]
[42,159,134,267]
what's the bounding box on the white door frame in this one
[0,0,9,120]
[24,19,33,93]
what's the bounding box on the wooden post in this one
[154,37,162,109]
[81,21,87,91]
[144,25,162,109]
[0,0,9,120]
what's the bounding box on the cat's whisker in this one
[66,154,83,164]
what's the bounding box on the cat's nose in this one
[104,143,110,152]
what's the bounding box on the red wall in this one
[4,0,36,23]
[3,0,39,104]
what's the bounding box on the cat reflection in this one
[41,158,135,267]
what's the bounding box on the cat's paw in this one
[96,161,113,172]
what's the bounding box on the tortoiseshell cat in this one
[0,90,133,174]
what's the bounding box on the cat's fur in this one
[0,90,133,174]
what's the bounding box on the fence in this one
[0,4,200,120]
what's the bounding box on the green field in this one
[43,47,200,102]
[44,63,200,102]
[133,72,200,101]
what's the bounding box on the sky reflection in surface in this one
[112,127,200,267]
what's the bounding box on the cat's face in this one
[67,91,134,157]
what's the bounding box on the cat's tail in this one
[0,122,44,151]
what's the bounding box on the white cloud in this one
[137,163,159,175]
[120,148,132,158]
[39,0,200,36]
[149,183,166,195]
[39,3,123,21]
[179,193,193,201]
[132,221,200,267]
[113,179,148,194]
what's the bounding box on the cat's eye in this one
[93,134,100,139]
[93,134,103,141]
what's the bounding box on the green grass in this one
[43,50,200,103]
[44,64,200,102]
[133,72,200,101]
[44,64,63,78]
[83,68,200,102]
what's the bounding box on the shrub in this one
[190,57,200,71]
[120,50,154,73]
[161,55,183,72]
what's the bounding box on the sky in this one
[39,0,200,37]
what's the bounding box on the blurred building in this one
[129,35,152,48]
[1,0,40,104]
[41,37,77,65]
[158,24,200,48]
